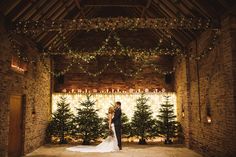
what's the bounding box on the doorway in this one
[8,95,24,157]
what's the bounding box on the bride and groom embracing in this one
[67,101,122,152]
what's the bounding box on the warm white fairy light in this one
[207,116,212,123]
[52,92,177,119]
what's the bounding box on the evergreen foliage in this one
[46,96,74,144]
[73,95,103,145]
[131,94,156,144]
[157,96,179,144]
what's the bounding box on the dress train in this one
[66,124,119,152]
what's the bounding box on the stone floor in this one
[25,144,202,157]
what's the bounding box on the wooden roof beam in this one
[188,0,213,17]
[141,0,152,18]
[134,6,187,46]
[151,1,171,17]
[175,0,195,17]
[21,0,57,20]
[44,8,86,48]
[74,0,85,18]
[0,0,21,15]
[152,0,175,17]
[11,2,33,21]
[36,1,75,43]
[55,31,77,50]
[80,0,146,7]
[45,7,97,48]
[39,9,75,46]
[49,0,74,20]
[161,0,187,17]
[37,0,65,20]
[135,7,186,47]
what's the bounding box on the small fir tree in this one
[121,113,132,138]
[46,96,74,144]
[73,95,103,145]
[157,96,178,144]
[131,94,156,144]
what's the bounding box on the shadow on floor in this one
[42,143,185,149]
[24,155,58,157]
[117,142,185,148]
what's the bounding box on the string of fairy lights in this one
[13,17,214,33]
[46,30,183,59]
[8,17,220,77]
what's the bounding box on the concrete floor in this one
[25,144,202,157]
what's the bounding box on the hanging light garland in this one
[9,16,220,77]
[188,29,220,60]
[40,55,76,77]
[12,17,216,33]
[43,30,219,62]
[112,57,144,77]
[8,34,38,63]
[45,31,185,60]
[8,29,220,77]
[75,57,113,77]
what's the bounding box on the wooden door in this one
[8,95,23,157]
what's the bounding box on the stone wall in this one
[175,15,236,157]
[54,56,175,92]
[0,15,51,156]
[54,72,174,92]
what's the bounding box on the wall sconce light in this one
[182,110,185,118]
[207,115,212,123]
[206,105,212,124]
[11,55,27,74]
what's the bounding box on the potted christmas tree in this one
[73,95,103,145]
[46,96,74,144]
[157,96,179,144]
[131,94,156,144]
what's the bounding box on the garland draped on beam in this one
[44,29,219,61]
[45,31,184,61]
[40,55,175,77]
[12,17,217,33]
[8,30,220,77]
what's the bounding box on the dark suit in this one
[112,108,122,150]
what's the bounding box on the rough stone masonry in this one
[0,14,51,157]
[175,15,236,157]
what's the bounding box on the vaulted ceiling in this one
[1,0,235,50]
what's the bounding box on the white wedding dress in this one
[66,124,119,152]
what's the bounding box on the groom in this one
[112,101,122,150]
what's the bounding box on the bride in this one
[66,106,119,152]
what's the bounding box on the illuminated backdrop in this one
[52,92,176,120]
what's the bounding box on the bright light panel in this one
[52,92,176,120]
